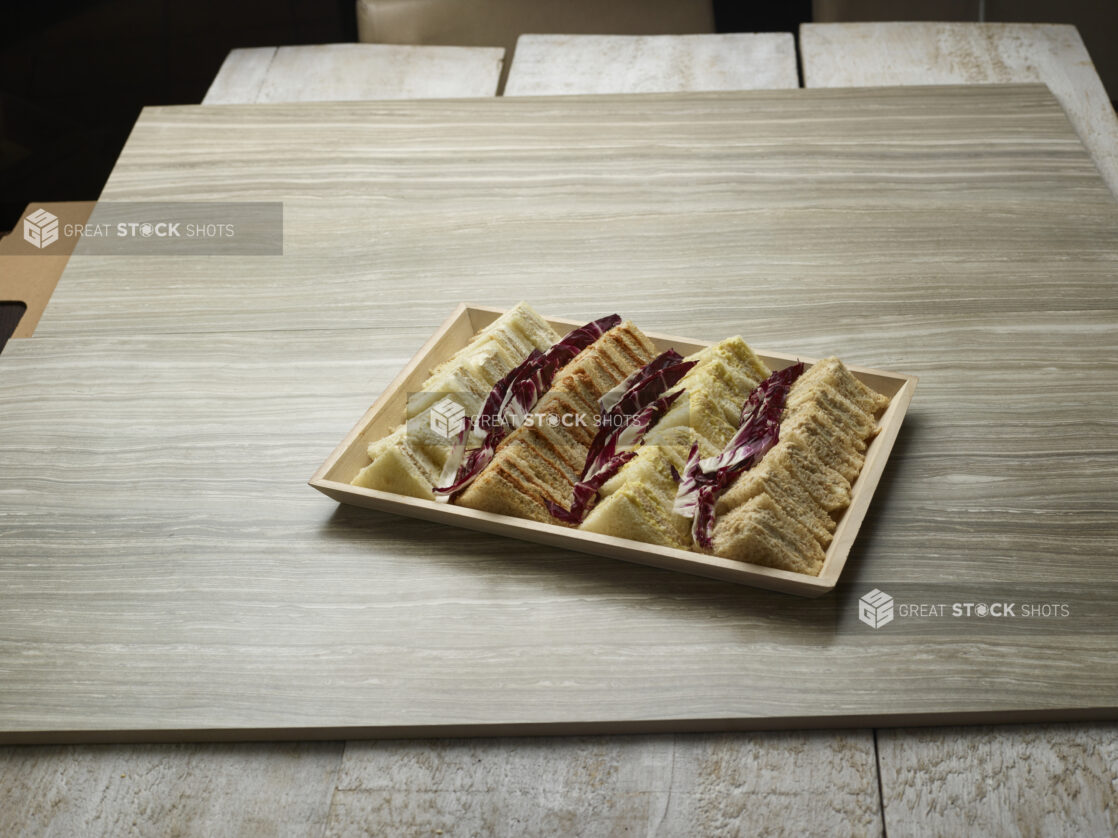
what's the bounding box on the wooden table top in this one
[2,84,1117,744]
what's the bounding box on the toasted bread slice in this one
[712,492,826,576]
[455,321,657,523]
[477,390,599,506]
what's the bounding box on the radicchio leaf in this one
[598,349,686,416]
[581,350,689,477]
[433,314,622,500]
[672,362,805,549]
[546,350,696,524]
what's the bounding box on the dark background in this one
[0,1,810,233]
[0,1,355,233]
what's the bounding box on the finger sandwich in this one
[579,337,773,548]
[711,357,889,575]
[455,321,658,523]
[351,303,560,499]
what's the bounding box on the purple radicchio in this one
[433,314,622,500]
[672,362,806,549]
[546,349,697,524]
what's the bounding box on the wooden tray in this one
[311,305,917,596]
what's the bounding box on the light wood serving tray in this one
[311,304,916,596]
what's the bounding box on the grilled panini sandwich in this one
[351,303,560,499]
[711,357,890,575]
[455,321,657,523]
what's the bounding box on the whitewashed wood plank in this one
[877,723,1118,837]
[800,22,1118,197]
[0,741,343,838]
[202,47,277,105]
[258,44,504,102]
[205,44,503,105]
[325,732,883,837]
[504,33,798,96]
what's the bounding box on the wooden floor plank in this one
[876,723,1118,837]
[325,731,883,837]
[202,47,276,105]
[0,741,343,838]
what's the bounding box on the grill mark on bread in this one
[528,394,594,488]
[609,326,649,369]
[594,351,626,381]
[533,435,580,490]
[501,457,562,505]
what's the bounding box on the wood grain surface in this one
[800,23,1118,197]
[35,85,1115,338]
[2,85,1117,742]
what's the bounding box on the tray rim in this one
[310,303,918,597]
